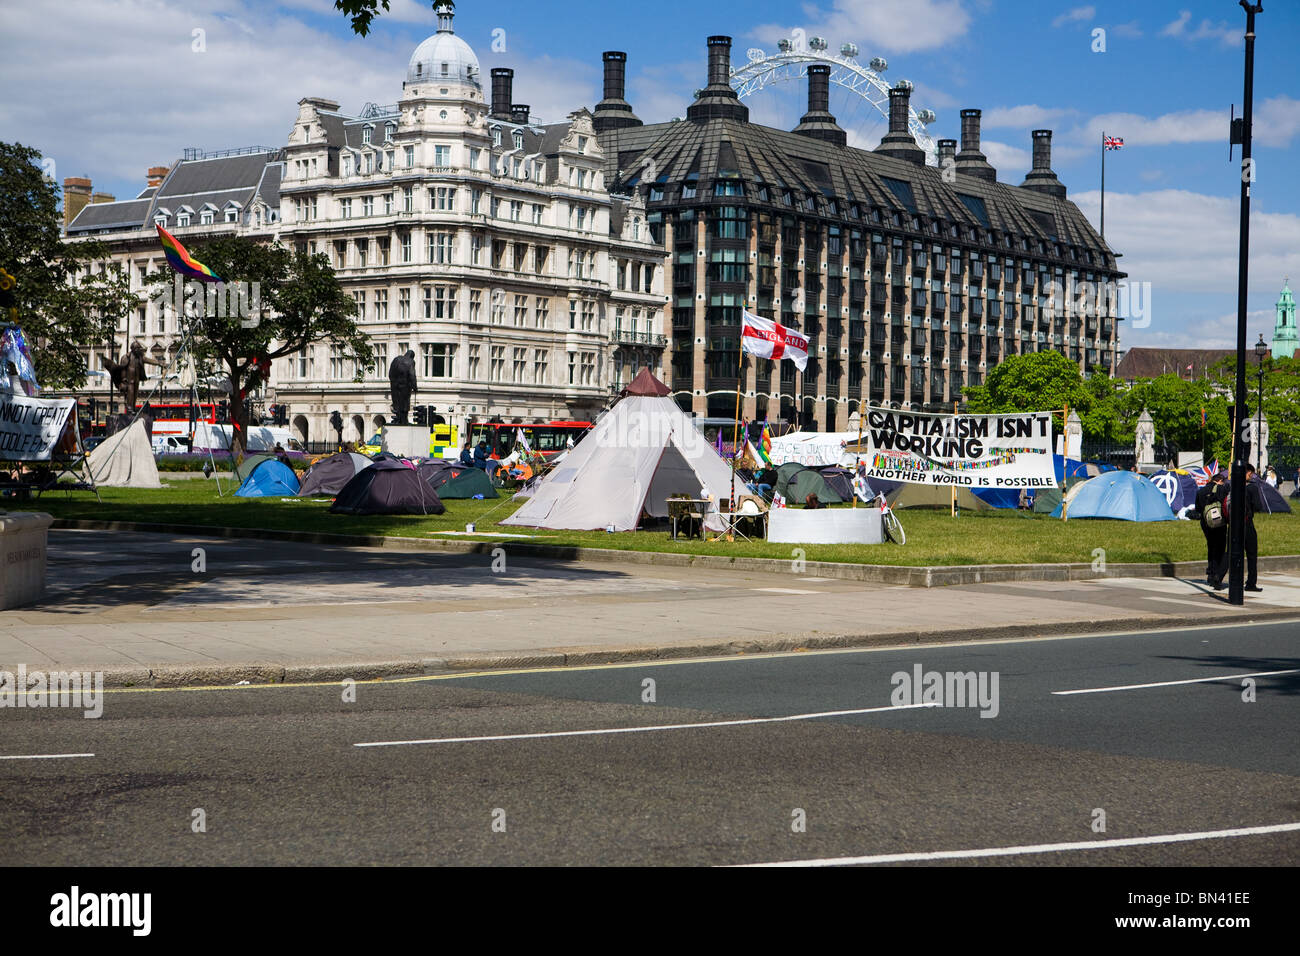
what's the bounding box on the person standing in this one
[1196,471,1228,586]
[1214,464,1264,592]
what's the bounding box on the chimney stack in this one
[686,36,749,123]
[490,68,514,121]
[793,65,846,146]
[593,51,643,132]
[937,138,957,171]
[873,82,925,164]
[147,166,169,187]
[511,104,530,125]
[1020,129,1066,198]
[62,176,92,230]
[955,108,996,181]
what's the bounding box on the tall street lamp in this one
[1254,333,1268,468]
[1227,1,1263,606]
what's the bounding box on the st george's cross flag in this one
[741,310,809,370]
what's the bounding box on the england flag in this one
[741,310,809,370]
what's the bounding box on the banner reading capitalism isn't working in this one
[848,407,1058,488]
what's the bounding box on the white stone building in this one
[63,1,665,446]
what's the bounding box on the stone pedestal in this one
[0,512,52,609]
[381,425,430,459]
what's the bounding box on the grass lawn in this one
[19,479,1300,568]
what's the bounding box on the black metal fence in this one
[1268,446,1300,481]
[1079,441,1135,469]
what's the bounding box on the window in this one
[362,195,374,217]
[532,203,542,225]
[362,126,372,145]
[384,192,393,215]
[364,153,373,174]
[432,186,455,211]
[490,345,505,380]
[471,235,484,265]
[514,294,527,326]
[434,285,456,319]
[421,343,455,378]
[470,189,482,214]
[510,200,522,222]
[357,239,368,268]
[224,206,238,223]
[422,287,432,319]
[569,300,577,329]
[384,150,394,171]
[469,147,480,170]
[469,289,482,321]
[372,343,387,380]
[581,300,595,331]
[340,198,352,219]
[402,187,413,213]
[429,232,453,264]
[329,345,349,379]
[575,207,586,231]
[308,197,318,220]
[352,290,367,319]
[512,347,526,383]
[343,155,352,177]
[176,212,190,227]
[568,351,576,384]
[374,289,388,320]
[468,344,481,379]
[200,209,214,226]
[404,145,414,167]
[513,131,524,150]
[534,246,549,274]
[533,349,548,383]
[296,347,310,378]
[400,233,411,263]
[433,145,450,167]
[398,288,411,320]
[491,291,505,325]
[577,136,588,154]
[535,297,549,328]
[580,352,595,386]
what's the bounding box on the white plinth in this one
[767,507,883,544]
[381,425,430,459]
[0,512,52,609]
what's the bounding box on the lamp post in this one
[1255,333,1268,468]
[1227,0,1263,607]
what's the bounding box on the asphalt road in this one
[2,620,1297,866]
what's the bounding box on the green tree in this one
[1116,374,1229,462]
[0,141,139,388]
[964,351,1094,433]
[1209,353,1300,454]
[335,0,394,36]
[147,237,373,456]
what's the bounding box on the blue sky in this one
[3,0,1296,352]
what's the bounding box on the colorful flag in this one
[515,427,532,454]
[156,223,222,281]
[1104,136,1124,150]
[741,310,809,370]
[757,422,773,466]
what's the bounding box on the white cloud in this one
[1122,308,1272,351]
[981,140,1030,177]
[1051,6,1095,29]
[981,105,1076,129]
[1111,20,1143,39]
[1161,10,1192,36]
[1066,96,1300,150]
[1072,189,1300,302]
[750,0,973,54]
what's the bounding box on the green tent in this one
[233,454,277,483]
[775,462,844,505]
[1032,477,1086,514]
[886,483,995,510]
[437,467,498,499]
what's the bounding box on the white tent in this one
[502,370,745,531]
[87,420,161,488]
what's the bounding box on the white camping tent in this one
[87,419,161,488]
[502,370,746,531]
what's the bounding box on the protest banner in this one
[0,394,76,461]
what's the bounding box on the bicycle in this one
[875,492,906,545]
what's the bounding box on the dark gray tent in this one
[329,460,446,515]
[299,452,372,496]
[775,462,844,504]
[815,466,854,501]
[1251,476,1292,513]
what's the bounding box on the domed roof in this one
[405,4,480,88]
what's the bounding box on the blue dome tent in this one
[1050,471,1176,521]
[235,458,300,497]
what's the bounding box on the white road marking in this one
[737,821,1300,867]
[751,587,822,594]
[354,702,939,748]
[0,753,95,761]
[1053,668,1299,696]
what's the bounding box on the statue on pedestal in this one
[388,349,417,425]
[101,341,165,413]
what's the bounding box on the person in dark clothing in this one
[1195,471,1228,585]
[458,443,474,467]
[472,440,491,471]
[1213,465,1264,592]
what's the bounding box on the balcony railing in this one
[613,330,668,347]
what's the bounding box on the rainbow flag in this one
[156,223,222,281]
[756,423,773,466]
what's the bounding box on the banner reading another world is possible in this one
[847,407,1058,489]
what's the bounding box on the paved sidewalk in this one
[1,529,1295,685]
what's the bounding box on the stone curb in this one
[53,606,1300,689]
[48,517,1300,587]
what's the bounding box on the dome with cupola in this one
[406,2,480,89]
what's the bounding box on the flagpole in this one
[1100,130,1106,241]
[728,329,744,539]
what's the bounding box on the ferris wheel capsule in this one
[895,78,914,92]
[917,109,937,124]
[869,56,887,72]
[840,43,859,58]
[778,38,792,52]
[809,36,828,51]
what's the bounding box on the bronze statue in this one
[388,349,417,425]
[101,341,165,412]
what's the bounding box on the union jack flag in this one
[1104,136,1124,150]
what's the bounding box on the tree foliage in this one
[0,141,139,388]
[145,236,372,454]
[334,0,393,36]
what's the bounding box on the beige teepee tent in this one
[86,419,161,488]
[501,370,746,531]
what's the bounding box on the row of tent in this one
[233,450,497,515]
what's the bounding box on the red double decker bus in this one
[136,403,217,437]
[468,420,592,459]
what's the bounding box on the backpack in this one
[1203,499,1225,529]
